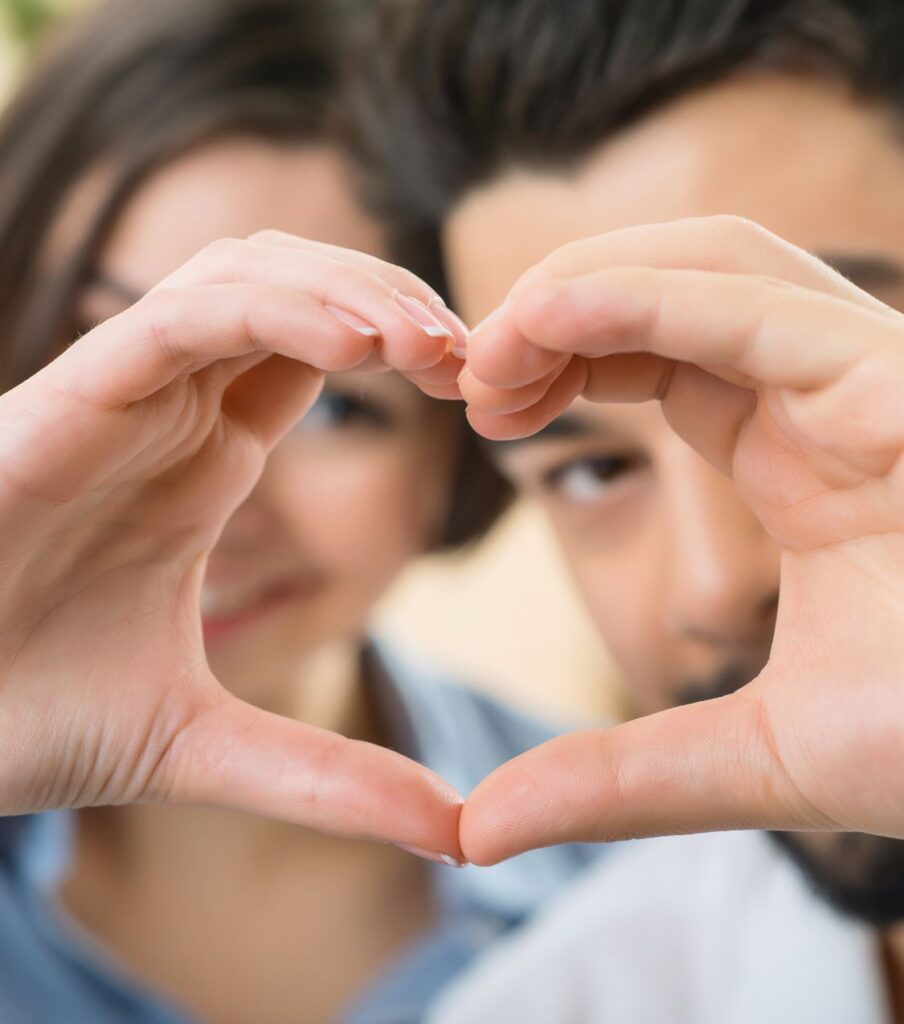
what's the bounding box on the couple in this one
[2,0,904,1021]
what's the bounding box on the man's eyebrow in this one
[818,252,904,290]
[487,412,594,449]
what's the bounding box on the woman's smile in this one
[200,573,326,643]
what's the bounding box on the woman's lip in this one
[201,576,321,643]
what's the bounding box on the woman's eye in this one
[543,454,638,503]
[298,391,391,433]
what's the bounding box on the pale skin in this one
[5,72,904,1017]
[0,138,470,1024]
[444,72,904,1015]
[448,74,904,1015]
[459,212,904,848]
[0,151,466,843]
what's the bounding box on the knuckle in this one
[247,227,292,245]
[142,285,184,327]
[140,287,190,369]
[711,213,774,247]
[513,277,561,332]
[526,240,578,282]
[195,236,247,277]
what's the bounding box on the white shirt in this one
[429,831,893,1024]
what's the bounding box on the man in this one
[361,0,904,1018]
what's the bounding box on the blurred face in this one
[446,74,904,924]
[56,137,459,698]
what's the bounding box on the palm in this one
[731,381,897,549]
[0,356,302,813]
[675,325,904,837]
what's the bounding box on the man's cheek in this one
[572,567,640,662]
[569,570,668,712]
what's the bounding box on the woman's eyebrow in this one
[89,270,146,307]
[818,252,904,290]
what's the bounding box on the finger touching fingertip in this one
[429,296,470,358]
[395,291,455,340]
[468,313,568,389]
[324,305,380,338]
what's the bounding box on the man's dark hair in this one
[356,0,902,257]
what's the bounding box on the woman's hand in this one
[458,215,904,863]
[0,230,466,861]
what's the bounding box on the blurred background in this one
[376,502,623,721]
[0,0,75,93]
[0,0,624,724]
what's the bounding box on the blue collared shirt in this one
[0,643,603,1023]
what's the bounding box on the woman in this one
[0,1,596,1022]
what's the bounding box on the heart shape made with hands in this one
[1,218,903,868]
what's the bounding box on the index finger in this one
[514,267,902,390]
[243,229,469,350]
[462,268,904,448]
[467,216,894,392]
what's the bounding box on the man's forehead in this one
[445,74,904,322]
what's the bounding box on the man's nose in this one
[660,443,779,646]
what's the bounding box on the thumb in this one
[459,691,822,866]
[154,693,465,863]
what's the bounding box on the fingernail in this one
[395,292,454,340]
[396,843,468,868]
[429,297,469,358]
[325,305,380,337]
[473,299,512,335]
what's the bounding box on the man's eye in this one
[299,392,390,433]
[543,455,638,503]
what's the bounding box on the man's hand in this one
[458,216,904,864]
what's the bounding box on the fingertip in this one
[394,766,466,864]
[458,751,561,865]
[384,327,452,373]
[395,292,454,341]
[412,381,464,401]
[459,791,515,867]
[324,305,380,338]
[462,365,563,417]
[428,296,470,358]
[469,343,566,391]
[511,276,599,357]
[468,303,566,390]
[395,843,469,868]
[513,273,638,357]
[460,728,621,864]
[465,408,533,441]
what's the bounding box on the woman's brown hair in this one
[0,0,511,545]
